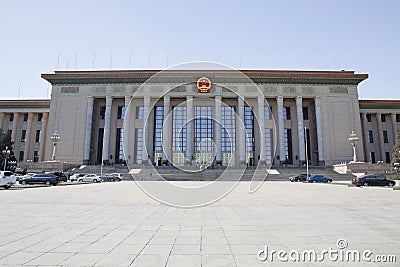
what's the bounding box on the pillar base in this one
[318,160,325,166]
[185,159,193,166]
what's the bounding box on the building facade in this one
[1,69,399,167]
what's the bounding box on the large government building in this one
[1,69,399,168]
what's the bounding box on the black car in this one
[289,173,310,182]
[352,175,396,187]
[19,173,58,186]
[47,172,68,182]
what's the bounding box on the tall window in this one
[383,131,389,143]
[366,114,372,122]
[222,106,235,166]
[370,152,376,163]
[284,128,293,164]
[135,128,143,164]
[265,128,273,164]
[194,107,213,165]
[302,107,309,120]
[136,106,144,119]
[9,113,14,121]
[21,130,26,142]
[283,107,291,120]
[244,106,255,165]
[23,113,28,121]
[396,114,400,122]
[172,106,186,165]
[33,151,39,162]
[154,107,164,164]
[381,114,386,122]
[99,106,106,120]
[35,130,41,142]
[264,106,272,120]
[117,106,125,120]
[19,151,24,162]
[385,152,391,164]
[368,131,374,143]
[38,113,43,121]
[115,128,124,163]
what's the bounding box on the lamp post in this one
[2,146,10,171]
[348,131,359,163]
[50,130,61,161]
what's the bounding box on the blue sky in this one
[1,0,399,99]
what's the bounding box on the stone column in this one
[0,112,5,129]
[391,113,398,142]
[11,112,20,144]
[23,112,34,161]
[142,95,150,165]
[102,96,113,163]
[215,96,222,165]
[361,113,369,162]
[39,112,49,162]
[296,96,305,164]
[314,97,325,165]
[186,96,194,165]
[257,96,266,165]
[162,95,172,165]
[83,96,94,164]
[238,97,246,165]
[123,96,131,164]
[376,113,385,161]
[277,96,285,164]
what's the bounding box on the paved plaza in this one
[0,181,399,266]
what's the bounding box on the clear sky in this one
[1,0,399,99]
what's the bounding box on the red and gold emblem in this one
[197,77,211,93]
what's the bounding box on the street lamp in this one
[51,130,61,161]
[2,146,10,171]
[348,131,359,163]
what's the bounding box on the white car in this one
[70,173,85,182]
[78,174,102,183]
[0,171,17,189]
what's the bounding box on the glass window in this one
[370,152,376,163]
[99,106,106,120]
[381,114,386,122]
[385,152,391,164]
[172,106,187,166]
[368,131,374,143]
[135,128,143,164]
[21,130,26,142]
[115,128,124,163]
[396,114,400,122]
[117,106,125,120]
[154,107,164,154]
[283,107,291,120]
[136,106,144,119]
[222,106,235,166]
[19,151,24,162]
[284,128,293,164]
[244,106,255,165]
[23,113,28,121]
[9,113,14,121]
[302,107,309,120]
[195,106,213,153]
[35,130,41,142]
[264,106,272,120]
[33,151,39,162]
[38,113,43,121]
[383,131,388,143]
[265,128,272,164]
[366,114,372,122]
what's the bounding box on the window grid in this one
[368,131,374,143]
[194,106,213,153]
[302,107,309,120]
[283,107,291,120]
[244,106,255,165]
[33,151,39,162]
[221,106,235,153]
[383,131,388,143]
[99,106,106,120]
[154,107,164,153]
[117,106,125,120]
[265,128,272,164]
[381,114,386,122]
[21,130,26,142]
[172,106,187,166]
[264,106,272,120]
[35,130,41,142]
[136,106,144,119]
[366,114,372,122]
[135,128,143,164]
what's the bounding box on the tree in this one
[0,128,14,170]
[392,130,400,165]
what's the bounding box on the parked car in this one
[352,175,396,187]
[70,173,85,182]
[289,173,310,182]
[46,172,68,182]
[111,173,123,181]
[19,173,58,186]
[78,174,102,183]
[0,171,17,189]
[307,175,332,183]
